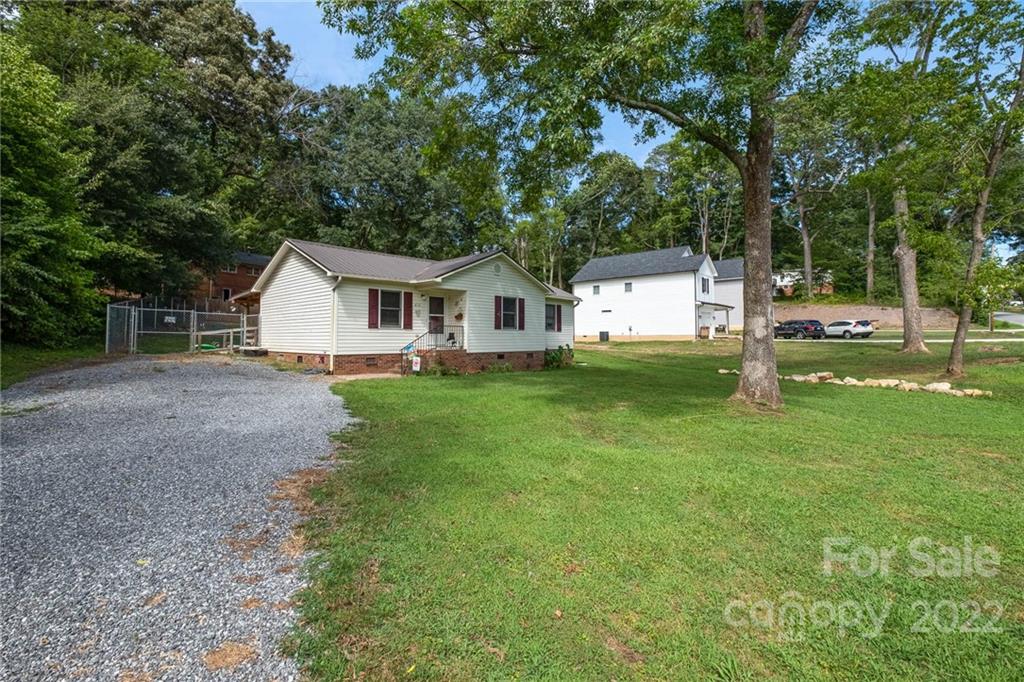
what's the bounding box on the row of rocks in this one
[717,369,992,397]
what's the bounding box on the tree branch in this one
[777,0,819,67]
[603,91,746,172]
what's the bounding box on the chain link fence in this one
[106,298,258,355]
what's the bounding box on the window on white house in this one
[246,266,261,276]
[545,304,556,331]
[379,290,402,328]
[624,282,632,292]
[701,277,710,294]
[221,265,237,274]
[593,285,600,295]
[501,296,518,329]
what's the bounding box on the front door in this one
[429,296,445,333]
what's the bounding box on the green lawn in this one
[861,330,1021,341]
[294,341,1023,680]
[0,341,105,389]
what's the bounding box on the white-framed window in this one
[221,265,237,274]
[624,282,632,293]
[593,285,600,295]
[501,296,518,329]
[246,266,261,276]
[379,290,402,328]
[545,304,556,331]
[701,277,710,294]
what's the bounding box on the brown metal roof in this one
[285,239,434,281]
[545,284,579,301]
[284,239,510,283]
[278,239,571,302]
[413,251,499,280]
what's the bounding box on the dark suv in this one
[774,319,825,339]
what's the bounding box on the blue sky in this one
[239,0,671,164]
[241,2,1018,261]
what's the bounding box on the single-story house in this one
[713,258,745,331]
[570,245,733,340]
[245,239,578,374]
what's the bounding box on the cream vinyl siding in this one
[335,280,425,355]
[545,300,575,348]
[440,257,547,352]
[572,271,698,338]
[259,249,333,353]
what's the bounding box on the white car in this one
[825,319,874,339]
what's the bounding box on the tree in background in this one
[942,1,1024,376]
[238,86,506,258]
[325,0,838,407]
[10,0,292,296]
[856,1,956,353]
[775,91,850,298]
[0,37,100,344]
[643,137,742,258]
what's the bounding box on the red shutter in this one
[556,304,562,332]
[403,291,413,329]
[368,288,379,328]
[518,298,525,330]
[494,296,502,329]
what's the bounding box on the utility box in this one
[599,331,610,342]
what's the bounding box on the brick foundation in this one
[268,349,547,375]
[333,353,404,374]
[416,349,544,374]
[270,351,332,368]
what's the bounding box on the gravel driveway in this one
[1,357,349,680]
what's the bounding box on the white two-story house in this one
[570,246,735,341]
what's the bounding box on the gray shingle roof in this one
[569,246,707,283]
[713,257,744,281]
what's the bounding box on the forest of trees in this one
[2,1,1023,402]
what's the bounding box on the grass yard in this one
[0,341,105,389]
[294,341,1023,680]
[861,330,1021,341]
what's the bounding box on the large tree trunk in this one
[699,192,711,254]
[892,186,929,353]
[798,200,813,299]
[947,198,989,376]
[947,53,1023,377]
[732,118,782,407]
[866,188,876,302]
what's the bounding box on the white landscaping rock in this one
[877,379,901,388]
[961,389,992,397]
[842,377,859,384]
[897,382,920,392]
[923,382,952,393]
[814,371,834,380]
[717,369,731,374]
[790,374,806,382]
